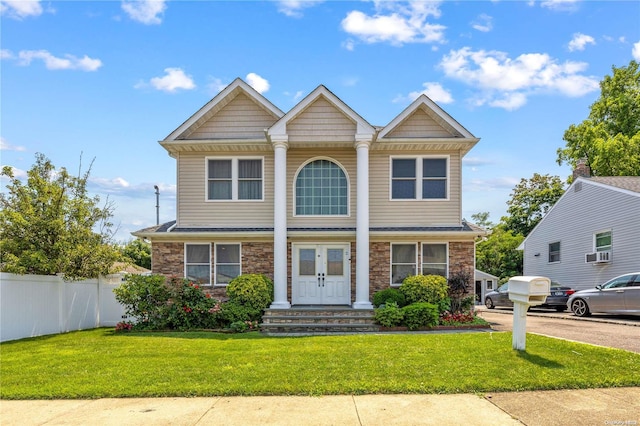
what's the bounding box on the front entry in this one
[292,243,351,305]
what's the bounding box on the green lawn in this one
[1,328,638,399]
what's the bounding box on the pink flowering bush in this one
[115,321,133,332]
[439,310,479,326]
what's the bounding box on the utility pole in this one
[154,185,160,225]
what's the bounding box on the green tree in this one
[120,239,151,270]
[475,224,524,281]
[503,173,565,237]
[557,60,640,177]
[470,212,494,230]
[0,153,120,280]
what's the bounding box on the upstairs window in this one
[391,157,448,200]
[207,158,263,201]
[548,241,560,263]
[295,159,348,216]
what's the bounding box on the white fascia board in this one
[164,78,284,142]
[378,94,475,140]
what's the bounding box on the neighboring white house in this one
[475,269,499,304]
[519,176,640,291]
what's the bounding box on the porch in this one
[261,306,377,336]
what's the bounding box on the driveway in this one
[476,306,640,353]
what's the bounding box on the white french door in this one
[292,243,351,305]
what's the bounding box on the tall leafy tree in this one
[120,238,152,270]
[557,60,640,177]
[475,224,524,282]
[0,153,120,280]
[503,173,565,237]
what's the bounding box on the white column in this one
[353,139,373,309]
[270,139,291,309]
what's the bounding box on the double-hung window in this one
[422,243,447,277]
[215,243,241,285]
[391,157,448,200]
[391,244,417,285]
[207,158,263,201]
[185,244,211,285]
[595,230,612,252]
[548,241,560,263]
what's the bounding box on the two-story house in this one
[133,78,483,309]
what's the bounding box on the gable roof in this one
[268,85,376,142]
[587,176,640,195]
[164,78,284,142]
[376,94,479,155]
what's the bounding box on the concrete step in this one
[261,307,378,335]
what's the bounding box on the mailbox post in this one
[507,276,551,350]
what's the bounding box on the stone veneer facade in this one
[152,240,475,302]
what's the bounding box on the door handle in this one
[321,273,325,287]
[318,273,321,287]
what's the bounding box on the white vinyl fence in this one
[0,272,127,342]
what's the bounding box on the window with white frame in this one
[215,243,241,285]
[391,157,448,200]
[391,243,417,285]
[548,241,560,263]
[595,230,612,252]
[295,159,348,215]
[207,158,263,201]
[422,243,448,277]
[185,244,211,285]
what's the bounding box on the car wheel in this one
[571,299,591,317]
[555,306,566,312]
[485,297,495,309]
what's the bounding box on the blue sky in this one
[2,0,639,242]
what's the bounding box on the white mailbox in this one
[508,276,550,306]
[507,276,551,351]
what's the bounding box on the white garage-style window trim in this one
[206,157,264,201]
[185,243,211,286]
[294,158,349,216]
[390,156,449,200]
[214,243,241,286]
[421,242,448,277]
[391,243,417,286]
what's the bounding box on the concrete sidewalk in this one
[2,387,638,425]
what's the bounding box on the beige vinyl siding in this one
[287,97,357,143]
[187,93,278,140]
[369,151,462,226]
[287,149,357,228]
[176,152,274,227]
[387,107,455,138]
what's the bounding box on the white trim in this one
[292,156,351,218]
[213,242,242,287]
[184,243,212,286]
[389,155,450,201]
[205,156,264,202]
[593,229,612,252]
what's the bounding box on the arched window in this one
[295,159,348,215]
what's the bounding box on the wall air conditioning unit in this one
[585,251,611,263]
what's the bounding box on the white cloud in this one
[140,68,196,93]
[568,33,595,51]
[121,0,166,25]
[342,39,356,51]
[89,176,176,197]
[207,77,228,94]
[471,14,493,33]
[246,73,270,94]
[540,0,580,12]
[16,50,102,71]
[341,1,446,46]
[276,0,323,18]
[0,137,26,152]
[393,82,454,104]
[0,0,43,19]
[439,47,599,110]
[633,41,640,61]
[0,49,14,60]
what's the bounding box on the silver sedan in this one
[568,272,640,317]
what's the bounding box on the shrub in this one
[226,274,274,310]
[447,270,472,313]
[399,275,449,306]
[401,303,439,330]
[374,302,404,327]
[372,288,407,308]
[229,320,259,333]
[219,301,262,324]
